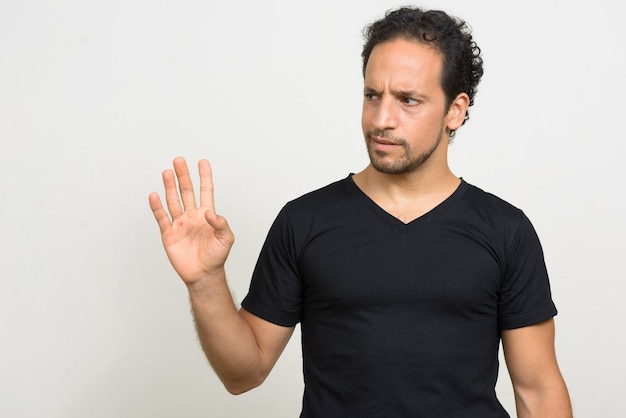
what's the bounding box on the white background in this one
[1,0,624,416]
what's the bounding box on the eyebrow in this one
[363,86,429,100]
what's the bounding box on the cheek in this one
[361,105,371,129]
[401,115,439,142]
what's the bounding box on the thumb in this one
[204,209,235,243]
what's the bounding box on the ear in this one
[445,93,470,132]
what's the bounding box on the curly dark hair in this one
[362,7,484,138]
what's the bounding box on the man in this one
[149,7,572,417]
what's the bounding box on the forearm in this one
[187,271,265,394]
[151,158,268,393]
[514,380,573,418]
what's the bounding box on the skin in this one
[149,36,572,415]
[149,158,293,394]
[503,320,573,417]
[353,37,468,222]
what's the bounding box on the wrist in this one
[185,269,226,297]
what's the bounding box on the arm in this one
[149,157,293,394]
[502,318,572,418]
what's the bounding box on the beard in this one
[365,126,444,175]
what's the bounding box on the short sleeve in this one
[498,214,557,329]
[241,205,303,327]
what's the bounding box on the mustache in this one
[366,129,406,145]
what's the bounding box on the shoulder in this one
[452,181,541,249]
[462,181,522,212]
[459,181,528,224]
[266,175,357,229]
[263,175,361,251]
[282,175,358,215]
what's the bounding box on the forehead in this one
[364,37,444,92]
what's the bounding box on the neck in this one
[355,162,459,193]
[352,164,460,223]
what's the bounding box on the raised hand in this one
[149,157,234,285]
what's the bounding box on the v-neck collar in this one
[343,174,468,229]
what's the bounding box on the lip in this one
[372,137,398,145]
[370,135,402,151]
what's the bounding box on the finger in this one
[173,157,198,212]
[198,159,215,210]
[148,192,172,233]
[163,168,183,220]
[204,209,235,246]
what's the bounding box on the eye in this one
[364,92,380,101]
[401,97,419,105]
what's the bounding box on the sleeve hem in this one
[241,296,300,328]
[499,303,558,330]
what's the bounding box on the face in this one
[361,37,462,175]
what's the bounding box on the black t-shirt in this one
[241,176,557,417]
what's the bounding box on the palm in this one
[149,158,234,284]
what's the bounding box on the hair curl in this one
[362,7,484,139]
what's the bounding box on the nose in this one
[370,97,398,131]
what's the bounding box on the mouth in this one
[368,133,403,151]
[368,131,403,146]
[372,136,399,146]
[370,138,403,154]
